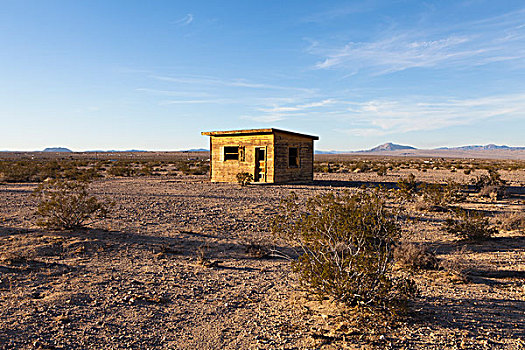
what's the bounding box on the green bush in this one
[33,179,111,229]
[445,209,497,241]
[273,190,415,309]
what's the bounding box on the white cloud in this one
[159,99,232,105]
[340,92,525,136]
[136,88,211,98]
[311,10,525,74]
[174,14,193,26]
[150,75,315,93]
[240,112,308,123]
[301,2,376,23]
[151,75,314,93]
[257,99,337,113]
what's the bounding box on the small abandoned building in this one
[201,128,319,183]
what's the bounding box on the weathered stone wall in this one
[209,134,275,182]
[273,131,314,183]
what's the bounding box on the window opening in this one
[289,147,299,167]
[224,146,239,161]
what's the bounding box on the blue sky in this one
[1,0,524,151]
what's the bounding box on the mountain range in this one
[316,143,525,154]
[362,142,417,152]
[42,147,72,152]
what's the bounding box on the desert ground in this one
[0,153,524,349]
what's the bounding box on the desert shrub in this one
[444,209,497,241]
[0,161,46,182]
[472,169,506,199]
[350,161,371,172]
[138,164,154,176]
[241,237,272,258]
[33,179,111,230]
[176,160,209,175]
[273,190,415,309]
[439,246,472,282]
[396,173,420,200]
[376,166,388,176]
[314,162,335,173]
[107,163,135,177]
[195,244,220,267]
[0,160,101,183]
[479,185,506,200]
[185,161,209,175]
[236,172,254,186]
[420,181,466,208]
[61,166,101,181]
[498,211,525,231]
[394,243,438,271]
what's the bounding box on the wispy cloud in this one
[340,92,525,136]
[240,112,307,123]
[159,98,235,105]
[311,9,525,74]
[257,99,337,113]
[301,2,377,23]
[174,14,193,26]
[150,75,315,93]
[136,88,211,98]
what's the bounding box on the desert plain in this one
[0,152,524,349]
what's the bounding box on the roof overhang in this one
[201,128,319,140]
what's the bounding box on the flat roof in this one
[201,128,319,140]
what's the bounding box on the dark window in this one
[289,147,299,167]
[224,146,239,161]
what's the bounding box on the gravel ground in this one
[1,170,524,349]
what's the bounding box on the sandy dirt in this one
[1,168,524,349]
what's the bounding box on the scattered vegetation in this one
[33,179,112,230]
[0,160,101,183]
[273,190,416,312]
[419,181,466,209]
[445,209,497,241]
[0,157,212,183]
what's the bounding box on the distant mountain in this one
[437,144,525,151]
[363,142,417,152]
[84,149,207,152]
[85,149,147,152]
[42,147,72,152]
[181,148,209,152]
[315,150,345,154]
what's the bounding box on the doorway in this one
[254,147,266,182]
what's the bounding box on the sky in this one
[1,0,524,151]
